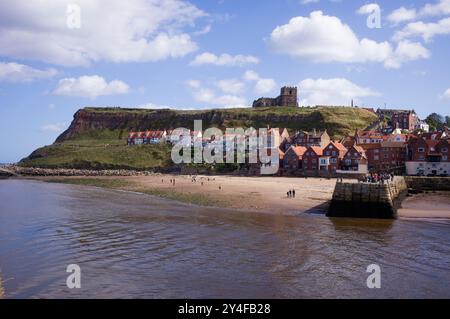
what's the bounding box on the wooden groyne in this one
[327,177,408,219]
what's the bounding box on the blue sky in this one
[0,0,449,163]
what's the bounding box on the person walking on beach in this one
[292,189,296,198]
[287,191,290,198]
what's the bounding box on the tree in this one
[425,113,445,131]
[446,116,450,127]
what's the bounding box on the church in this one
[252,86,299,108]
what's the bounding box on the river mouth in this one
[1,179,450,299]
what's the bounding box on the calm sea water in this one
[0,179,449,299]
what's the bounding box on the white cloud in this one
[243,70,276,95]
[420,0,450,17]
[298,78,379,106]
[301,0,320,4]
[254,79,277,95]
[243,70,260,82]
[0,0,204,66]
[384,41,431,69]
[53,75,129,99]
[356,3,381,15]
[269,11,391,64]
[186,79,201,88]
[192,25,212,36]
[216,79,245,94]
[193,88,247,107]
[40,123,66,133]
[268,11,429,69]
[0,62,57,82]
[387,7,417,25]
[190,52,259,66]
[443,88,450,100]
[393,17,450,42]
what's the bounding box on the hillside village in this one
[127,87,450,177]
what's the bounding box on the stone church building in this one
[252,86,298,108]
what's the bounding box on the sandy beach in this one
[27,174,450,218]
[398,193,450,219]
[32,174,338,215]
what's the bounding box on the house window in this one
[418,147,425,152]
[442,148,448,153]
[331,158,337,164]
[332,151,336,156]
[443,156,448,161]
[374,155,379,161]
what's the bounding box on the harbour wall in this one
[327,177,408,219]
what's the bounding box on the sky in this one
[0,0,449,163]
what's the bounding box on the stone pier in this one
[327,177,408,219]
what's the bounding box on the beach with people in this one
[23,174,450,218]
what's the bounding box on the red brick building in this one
[377,109,418,132]
[303,146,323,171]
[322,142,347,172]
[406,137,450,176]
[291,130,330,148]
[342,145,367,171]
[283,146,307,170]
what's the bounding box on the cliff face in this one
[56,107,377,142]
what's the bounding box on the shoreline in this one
[20,174,336,216]
[10,174,450,219]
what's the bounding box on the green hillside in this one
[20,106,377,169]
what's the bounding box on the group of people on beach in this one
[364,172,395,184]
[162,178,176,186]
[287,189,296,198]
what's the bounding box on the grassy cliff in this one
[20,106,377,169]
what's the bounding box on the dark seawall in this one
[327,177,408,219]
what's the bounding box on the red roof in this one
[288,146,307,157]
[329,141,347,152]
[309,146,323,156]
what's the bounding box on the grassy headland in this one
[20,106,377,170]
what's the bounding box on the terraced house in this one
[406,136,450,176]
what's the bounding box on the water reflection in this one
[0,179,450,299]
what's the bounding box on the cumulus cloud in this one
[193,88,247,107]
[190,52,259,66]
[243,70,276,95]
[384,40,431,69]
[187,80,248,108]
[53,75,129,98]
[356,3,381,15]
[393,17,450,42]
[420,0,450,16]
[40,123,66,133]
[186,79,201,89]
[0,0,204,66]
[0,62,57,82]
[298,78,379,106]
[387,7,417,25]
[268,11,429,69]
[216,79,245,94]
[443,88,450,100]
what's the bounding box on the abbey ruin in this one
[252,86,299,108]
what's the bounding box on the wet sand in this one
[399,193,450,219]
[29,174,450,218]
[32,174,338,215]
